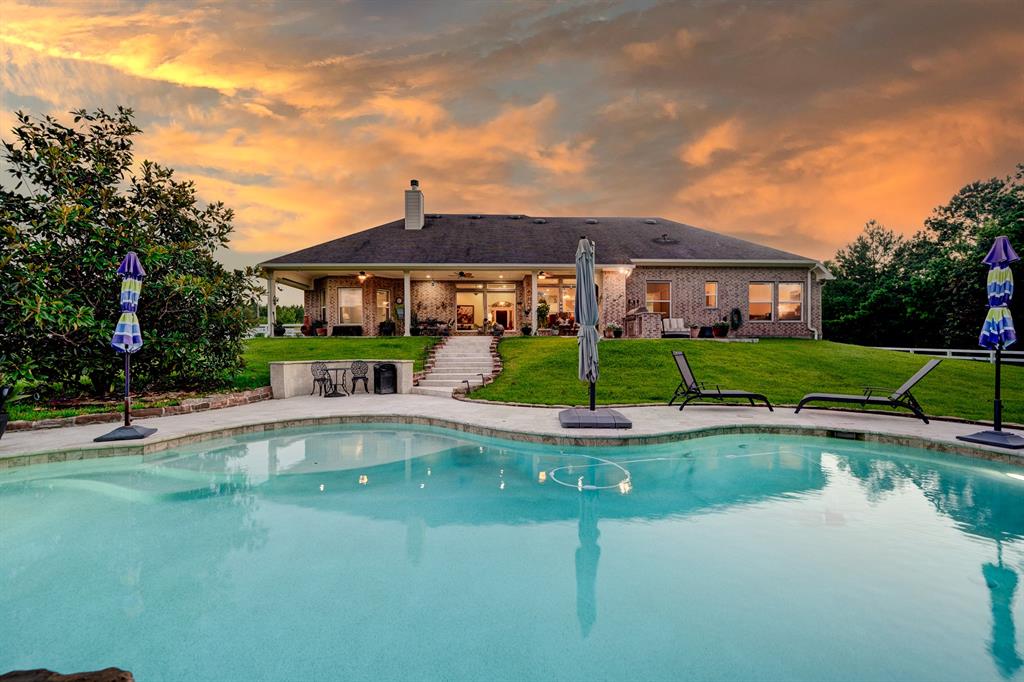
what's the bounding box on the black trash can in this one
[374,363,397,394]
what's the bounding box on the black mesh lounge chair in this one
[350,360,369,393]
[310,361,334,397]
[794,359,941,423]
[669,351,773,411]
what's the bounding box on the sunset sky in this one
[2,0,1023,277]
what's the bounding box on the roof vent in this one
[652,233,678,245]
[429,214,443,219]
[585,218,598,224]
[645,219,658,224]
[533,218,547,224]
[508,214,522,219]
[469,214,482,219]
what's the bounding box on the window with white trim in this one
[704,282,718,308]
[748,283,773,321]
[646,281,671,318]
[777,283,803,321]
[376,289,391,322]
[338,287,363,325]
[318,288,326,322]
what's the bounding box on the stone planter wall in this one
[6,387,273,432]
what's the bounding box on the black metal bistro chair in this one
[350,360,369,394]
[310,361,334,397]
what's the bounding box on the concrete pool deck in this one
[1,393,1022,469]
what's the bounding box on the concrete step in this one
[411,386,455,397]
[433,352,494,358]
[432,366,495,373]
[426,373,493,380]
[418,378,486,388]
[432,360,495,367]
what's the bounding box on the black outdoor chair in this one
[310,361,334,397]
[669,351,773,410]
[350,360,369,394]
[794,359,941,423]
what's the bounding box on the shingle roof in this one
[261,214,814,266]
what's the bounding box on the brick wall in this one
[411,280,456,324]
[622,266,823,338]
[599,269,628,328]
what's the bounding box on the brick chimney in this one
[404,179,424,230]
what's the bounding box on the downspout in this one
[807,268,819,340]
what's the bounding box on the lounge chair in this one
[669,351,773,410]
[794,359,941,423]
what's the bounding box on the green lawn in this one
[471,337,1024,424]
[233,336,439,390]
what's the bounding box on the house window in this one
[376,289,391,322]
[646,281,671,318]
[749,283,773,321]
[777,283,803,321]
[318,288,326,322]
[704,282,718,308]
[338,287,363,325]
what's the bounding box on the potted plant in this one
[612,324,623,339]
[712,321,730,338]
[689,324,700,339]
[312,319,328,336]
[520,324,532,336]
[273,321,286,337]
[300,315,313,336]
[378,318,397,336]
[536,300,550,328]
[492,323,505,337]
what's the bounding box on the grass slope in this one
[471,337,1023,424]
[234,336,439,390]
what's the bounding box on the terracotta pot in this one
[712,326,728,338]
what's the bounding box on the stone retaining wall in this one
[6,387,273,432]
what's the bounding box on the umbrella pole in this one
[994,345,1002,432]
[589,381,596,412]
[124,353,131,428]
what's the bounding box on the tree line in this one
[822,165,1023,348]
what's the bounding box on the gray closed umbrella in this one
[575,237,600,409]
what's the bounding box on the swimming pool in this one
[1,424,1022,681]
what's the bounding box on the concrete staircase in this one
[412,336,497,397]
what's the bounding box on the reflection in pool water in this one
[1,426,1022,681]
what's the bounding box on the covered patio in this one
[262,265,633,337]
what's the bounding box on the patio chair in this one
[794,359,941,423]
[350,360,369,393]
[310,361,334,397]
[669,351,773,410]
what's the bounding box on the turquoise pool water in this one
[1,425,1022,681]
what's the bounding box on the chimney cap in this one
[410,179,419,188]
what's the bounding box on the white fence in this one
[246,324,303,338]
[875,346,1024,365]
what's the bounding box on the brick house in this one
[259,181,833,338]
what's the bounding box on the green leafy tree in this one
[823,165,1024,347]
[0,107,262,396]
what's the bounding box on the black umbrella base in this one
[559,408,632,429]
[94,425,158,442]
[957,429,1024,449]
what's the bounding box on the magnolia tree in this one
[0,107,262,396]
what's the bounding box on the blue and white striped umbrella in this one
[979,237,1018,350]
[111,252,146,353]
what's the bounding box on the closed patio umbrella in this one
[559,237,631,429]
[958,236,1023,449]
[95,252,157,442]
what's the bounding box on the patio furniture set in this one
[669,351,942,423]
[311,360,385,398]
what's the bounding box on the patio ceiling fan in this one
[453,271,475,279]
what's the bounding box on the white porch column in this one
[266,271,276,336]
[530,270,539,332]
[403,270,412,336]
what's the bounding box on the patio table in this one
[324,367,350,397]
